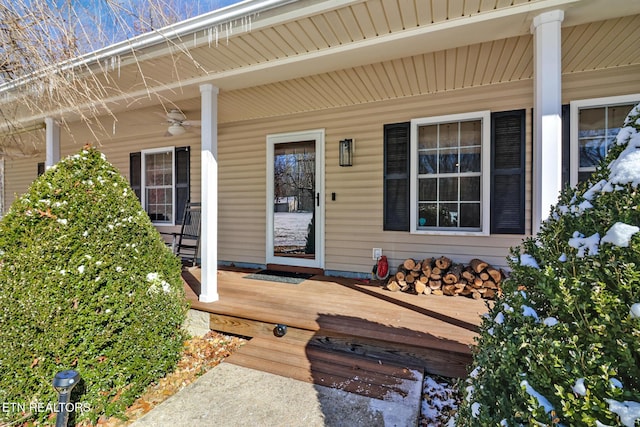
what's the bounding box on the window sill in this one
[410,229,489,237]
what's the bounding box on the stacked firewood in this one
[384,257,504,300]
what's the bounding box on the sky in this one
[52,0,247,51]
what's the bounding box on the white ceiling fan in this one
[162,109,200,136]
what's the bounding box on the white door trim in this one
[266,129,325,269]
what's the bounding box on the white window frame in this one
[410,111,491,236]
[141,146,176,226]
[570,94,640,187]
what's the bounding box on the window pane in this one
[579,107,606,135]
[609,104,635,132]
[419,152,437,174]
[146,152,172,185]
[439,203,458,227]
[577,103,635,182]
[579,138,607,168]
[439,122,458,148]
[460,177,480,201]
[460,203,480,228]
[144,150,173,223]
[459,147,481,172]
[146,188,172,222]
[578,171,592,182]
[414,115,484,231]
[418,125,437,150]
[419,178,436,201]
[418,203,437,227]
[439,177,458,201]
[460,120,481,146]
[439,149,458,173]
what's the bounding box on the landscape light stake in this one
[52,370,80,427]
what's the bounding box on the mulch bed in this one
[84,331,247,426]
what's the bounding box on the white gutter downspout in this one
[531,10,564,234]
[198,83,219,303]
[44,118,60,168]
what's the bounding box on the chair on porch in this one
[163,202,201,266]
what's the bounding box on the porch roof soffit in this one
[102,0,639,94]
[4,0,639,128]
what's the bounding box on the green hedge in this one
[457,106,640,426]
[0,147,188,425]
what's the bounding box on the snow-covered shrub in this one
[457,106,640,426]
[0,147,188,425]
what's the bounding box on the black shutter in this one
[561,104,570,188]
[175,146,190,223]
[491,110,525,234]
[383,122,410,231]
[129,152,141,201]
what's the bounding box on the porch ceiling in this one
[101,0,640,124]
[4,0,640,128]
[218,13,640,123]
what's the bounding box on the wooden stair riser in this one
[226,336,424,401]
[210,313,471,378]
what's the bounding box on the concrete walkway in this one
[130,362,422,427]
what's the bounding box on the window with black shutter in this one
[383,122,410,231]
[384,112,526,235]
[490,110,526,234]
[129,146,190,225]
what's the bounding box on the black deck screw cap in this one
[273,324,287,337]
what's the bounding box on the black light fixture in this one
[339,138,353,167]
[53,370,80,427]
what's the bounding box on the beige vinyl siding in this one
[3,66,639,275]
[4,156,45,211]
[217,80,534,272]
[563,65,640,102]
[3,114,202,234]
[217,64,640,273]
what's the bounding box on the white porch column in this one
[531,10,564,234]
[199,83,220,302]
[44,117,60,168]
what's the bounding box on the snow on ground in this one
[420,375,460,426]
[273,211,313,248]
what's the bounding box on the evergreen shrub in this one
[457,105,640,426]
[0,147,188,425]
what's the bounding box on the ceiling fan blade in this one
[182,120,201,127]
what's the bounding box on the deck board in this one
[184,267,488,377]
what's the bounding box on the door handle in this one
[316,192,320,207]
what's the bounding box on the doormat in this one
[244,269,313,285]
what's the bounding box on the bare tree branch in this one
[0,0,228,155]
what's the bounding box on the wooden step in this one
[225,334,424,402]
[209,312,472,377]
[185,268,486,378]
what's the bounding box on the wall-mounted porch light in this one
[339,138,353,167]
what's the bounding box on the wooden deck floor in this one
[183,267,488,379]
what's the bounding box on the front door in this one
[267,129,324,269]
